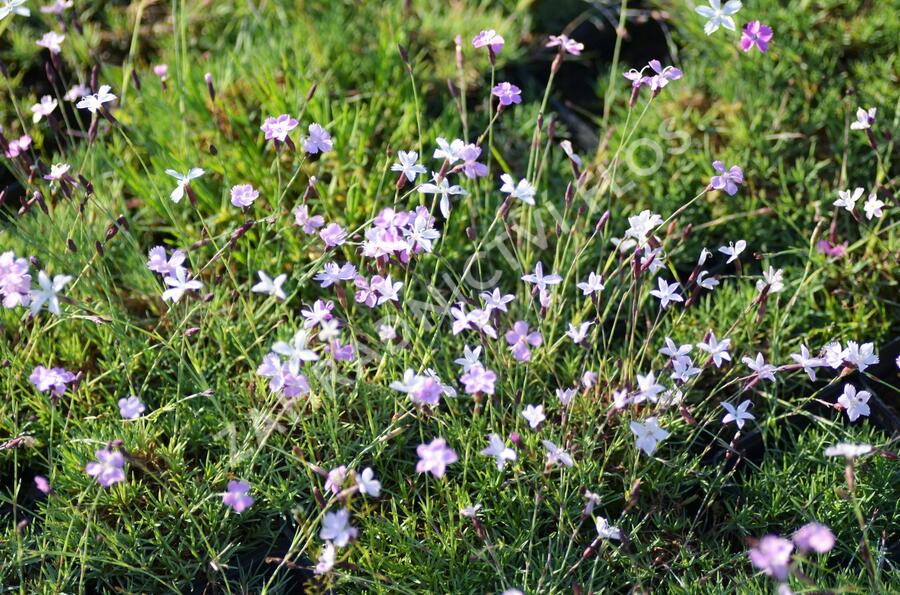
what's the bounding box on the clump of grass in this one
[0,1,897,593]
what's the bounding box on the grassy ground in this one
[1,0,898,593]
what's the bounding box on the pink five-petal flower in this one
[748,535,793,581]
[416,438,458,478]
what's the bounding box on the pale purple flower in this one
[748,535,793,581]
[153,64,168,79]
[521,261,562,292]
[595,516,622,540]
[459,144,488,179]
[314,542,336,575]
[492,82,522,106]
[718,240,746,263]
[834,187,864,212]
[34,475,51,494]
[481,433,517,470]
[0,252,31,308]
[742,353,777,382]
[623,210,663,247]
[230,184,259,208]
[824,442,872,459]
[260,114,298,142]
[301,299,334,329]
[837,384,870,422]
[546,34,583,55]
[698,331,732,367]
[721,400,755,429]
[76,85,116,113]
[418,173,467,218]
[118,396,146,419]
[845,341,878,373]
[542,440,574,468]
[792,523,835,554]
[40,0,72,15]
[85,448,126,487]
[303,123,333,154]
[481,288,514,312]
[710,161,744,195]
[36,31,65,54]
[31,95,58,123]
[371,274,402,304]
[505,321,542,362]
[325,465,348,494]
[416,438,458,478]
[44,163,70,182]
[320,223,347,248]
[740,21,773,53]
[433,137,466,164]
[251,270,287,301]
[146,247,186,276]
[789,345,823,381]
[649,278,683,309]
[630,416,669,455]
[472,29,504,54]
[314,262,356,288]
[634,371,665,404]
[454,345,482,372]
[64,84,90,102]
[522,404,545,429]
[499,174,536,205]
[320,508,357,547]
[577,272,604,296]
[222,480,254,513]
[29,365,76,396]
[293,204,325,233]
[644,59,683,92]
[566,321,592,344]
[460,364,497,395]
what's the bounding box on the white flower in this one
[845,341,878,373]
[403,214,441,253]
[378,324,397,342]
[742,353,777,382]
[522,404,545,429]
[833,187,863,212]
[433,137,466,163]
[454,345,482,372]
[837,384,870,422]
[595,516,622,540]
[822,341,848,369]
[76,85,116,113]
[356,467,381,497]
[577,272,605,296]
[721,400,755,429]
[521,261,562,292]
[824,442,872,459]
[756,266,784,293]
[29,271,72,315]
[251,271,287,301]
[31,95,58,123]
[499,174,536,206]
[165,167,204,203]
[718,240,746,263]
[480,433,517,470]
[697,331,731,368]
[649,278,683,309]
[671,356,701,383]
[418,173,466,219]
[272,330,319,365]
[542,440,574,468]
[319,509,357,548]
[162,267,203,303]
[850,107,876,130]
[0,0,30,20]
[863,193,884,220]
[634,371,665,404]
[624,210,663,247]
[660,337,692,360]
[695,0,742,35]
[556,387,577,406]
[790,345,823,381]
[391,150,427,182]
[36,31,65,54]
[630,416,669,455]
[566,321,592,344]
[696,271,719,291]
[314,542,335,575]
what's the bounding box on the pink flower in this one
[153,64,168,79]
[505,321,542,362]
[792,523,835,554]
[740,21,773,53]
[816,239,847,258]
[222,480,254,512]
[29,366,76,396]
[546,34,583,55]
[85,448,126,488]
[325,465,348,494]
[460,364,497,395]
[230,184,259,208]
[0,251,32,308]
[261,114,298,142]
[4,134,31,158]
[293,204,325,234]
[492,82,522,106]
[472,29,504,54]
[748,535,793,581]
[34,475,51,494]
[416,438,458,478]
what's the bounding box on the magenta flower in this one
[748,535,793,581]
[492,82,522,106]
[319,223,347,248]
[0,251,32,308]
[460,364,497,395]
[303,123,333,154]
[505,321,542,362]
[740,21,773,53]
[85,448,126,488]
[816,239,847,258]
[325,465,348,494]
[472,29,504,54]
[261,114,298,142]
[792,523,835,554]
[709,160,744,195]
[230,184,259,208]
[29,366,76,396]
[546,34,583,55]
[416,438,458,478]
[34,475,51,494]
[222,480,254,513]
[118,395,146,419]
